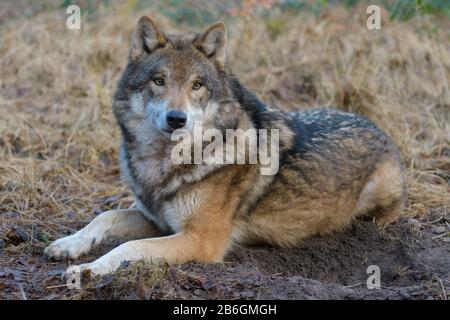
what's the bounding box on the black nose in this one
[166,111,187,129]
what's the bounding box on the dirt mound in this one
[228,219,449,289]
[178,216,448,300]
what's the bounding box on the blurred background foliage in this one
[59,0,450,26]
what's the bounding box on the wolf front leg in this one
[67,227,232,275]
[45,209,165,260]
[65,173,241,275]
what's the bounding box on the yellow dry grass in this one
[0,3,449,239]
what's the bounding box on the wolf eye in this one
[192,81,203,90]
[154,78,165,86]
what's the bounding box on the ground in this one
[1,213,449,299]
[0,1,449,300]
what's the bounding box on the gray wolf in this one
[45,16,404,275]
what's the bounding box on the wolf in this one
[45,16,404,275]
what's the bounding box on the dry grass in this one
[0,2,449,243]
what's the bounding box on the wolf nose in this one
[166,111,187,129]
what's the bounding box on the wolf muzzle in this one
[166,110,187,129]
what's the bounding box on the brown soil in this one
[1,212,448,300]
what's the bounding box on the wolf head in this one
[114,16,240,138]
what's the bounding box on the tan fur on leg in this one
[66,168,243,275]
[68,230,228,275]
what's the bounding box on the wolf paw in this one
[64,261,112,278]
[44,235,91,260]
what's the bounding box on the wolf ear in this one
[130,16,166,59]
[195,22,227,69]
